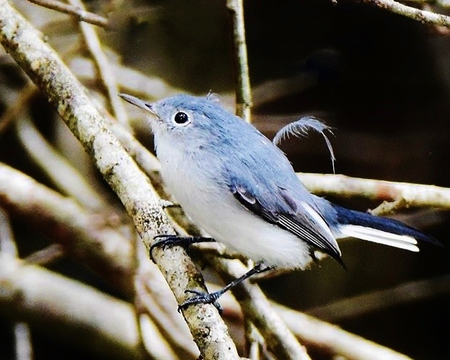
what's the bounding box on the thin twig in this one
[298,173,450,210]
[24,244,65,265]
[69,0,128,126]
[27,0,108,28]
[0,210,35,360]
[0,83,36,136]
[357,0,450,28]
[227,0,252,122]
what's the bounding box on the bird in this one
[120,92,439,308]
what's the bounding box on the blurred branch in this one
[0,162,134,293]
[277,304,413,360]
[356,0,450,28]
[99,107,162,180]
[306,274,450,322]
[1,246,417,360]
[299,173,450,211]
[208,256,414,360]
[252,74,319,108]
[14,112,109,211]
[70,57,181,101]
[24,243,65,265]
[14,322,33,360]
[27,0,109,28]
[0,207,18,256]
[0,83,36,136]
[69,0,128,126]
[0,163,198,358]
[0,253,156,360]
[0,2,239,358]
[0,209,35,360]
[227,0,252,122]
[208,256,312,360]
[209,269,414,360]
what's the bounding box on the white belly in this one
[160,158,312,269]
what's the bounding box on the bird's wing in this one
[228,179,343,265]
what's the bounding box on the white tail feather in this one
[337,224,420,252]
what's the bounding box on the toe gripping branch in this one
[149,235,271,313]
[179,263,271,313]
[149,234,215,263]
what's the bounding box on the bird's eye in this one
[174,112,190,125]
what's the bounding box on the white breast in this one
[156,139,313,269]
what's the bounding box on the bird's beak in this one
[119,93,157,116]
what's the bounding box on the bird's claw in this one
[178,289,223,314]
[150,235,188,263]
[149,235,215,263]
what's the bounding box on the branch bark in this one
[27,0,109,27]
[227,0,252,122]
[0,2,239,358]
[357,0,450,28]
[298,173,450,210]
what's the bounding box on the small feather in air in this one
[273,116,336,173]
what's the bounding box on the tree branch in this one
[298,173,450,210]
[14,112,109,211]
[0,162,134,293]
[277,303,413,360]
[208,256,311,360]
[227,0,252,122]
[356,0,450,28]
[0,3,239,358]
[0,253,155,360]
[69,0,128,126]
[27,0,109,28]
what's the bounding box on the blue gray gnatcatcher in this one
[120,93,439,308]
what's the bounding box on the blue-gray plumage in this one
[120,93,438,304]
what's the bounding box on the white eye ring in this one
[173,111,190,125]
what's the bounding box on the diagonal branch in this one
[27,0,108,28]
[0,162,134,293]
[356,0,450,28]
[0,2,239,358]
[69,0,128,126]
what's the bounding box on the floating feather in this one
[273,116,336,173]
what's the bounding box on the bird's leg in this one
[150,235,215,263]
[179,263,271,313]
